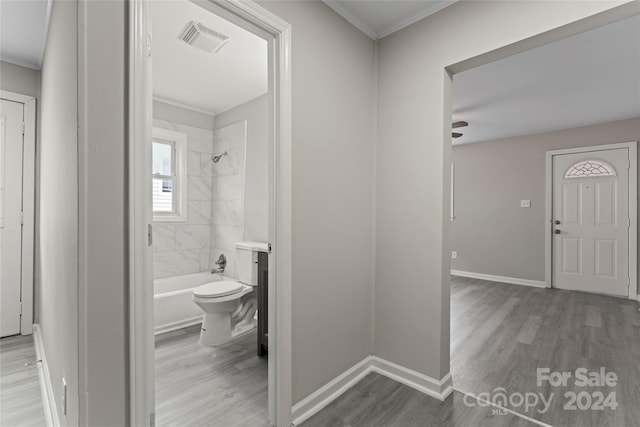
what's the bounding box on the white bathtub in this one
[154,272,230,335]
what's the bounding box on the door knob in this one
[554,220,561,225]
[554,230,561,234]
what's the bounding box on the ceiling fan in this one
[452,121,468,138]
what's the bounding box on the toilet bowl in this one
[192,242,267,346]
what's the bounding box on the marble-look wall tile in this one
[212,147,244,177]
[188,176,212,201]
[154,249,200,279]
[200,153,213,177]
[183,124,214,153]
[176,225,210,250]
[214,225,243,252]
[216,174,243,201]
[187,151,201,176]
[211,201,242,226]
[186,201,211,225]
[213,120,246,152]
[153,225,176,252]
[200,248,211,272]
[209,121,247,280]
[153,117,215,279]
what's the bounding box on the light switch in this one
[520,200,531,208]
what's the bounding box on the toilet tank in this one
[235,241,268,286]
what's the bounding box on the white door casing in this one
[0,99,24,337]
[548,144,637,298]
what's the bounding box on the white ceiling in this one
[151,0,268,115]
[452,14,640,145]
[323,0,457,40]
[0,0,51,69]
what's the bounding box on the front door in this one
[0,99,25,337]
[552,148,630,296]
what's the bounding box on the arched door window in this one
[564,159,616,178]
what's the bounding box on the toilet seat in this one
[194,281,244,298]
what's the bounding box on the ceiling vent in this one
[178,21,229,53]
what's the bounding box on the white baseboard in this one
[33,324,60,427]
[370,356,453,401]
[451,270,547,288]
[291,356,372,426]
[154,316,202,335]
[291,356,452,426]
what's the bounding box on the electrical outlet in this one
[62,378,67,416]
[520,200,531,208]
[451,251,458,259]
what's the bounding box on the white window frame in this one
[152,127,187,222]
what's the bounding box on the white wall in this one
[375,1,635,382]
[214,94,269,244]
[259,1,376,404]
[38,0,78,424]
[451,117,640,293]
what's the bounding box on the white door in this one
[552,148,629,296]
[0,99,24,337]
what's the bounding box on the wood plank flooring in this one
[155,325,268,427]
[303,277,640,427]
[451,276,640,427]
[0,335,46,427]
[301,373,539,427]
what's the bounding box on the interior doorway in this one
[0,91,35,338]
[446,9,640,427]
[128,1,292,426]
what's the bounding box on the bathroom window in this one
[152,128,187,222]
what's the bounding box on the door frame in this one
[128,1,292,426]
[0,90,36,335]
[545,141,638,300]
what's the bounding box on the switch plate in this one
[451,251,458,259]
[520,200,531,208]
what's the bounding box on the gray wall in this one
[214,94,269,244]
[260,1,376,404]
[76,0,127,425]
[0,61,40,97]
[38,0,79,424]
[375,1,633,382]
[451,117,640,293]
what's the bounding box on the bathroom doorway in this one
[128,1,292,426]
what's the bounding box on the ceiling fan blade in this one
[452,121,468,129]
[452,132,463,138]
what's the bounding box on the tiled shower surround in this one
[152,118,247,280]
[210,121,247,279]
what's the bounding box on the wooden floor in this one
[451,276,640,427]
[303,277,640,427]
[0,335,46,427]
[301,373,539,427]
[155,325,268,427]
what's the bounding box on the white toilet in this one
[192,242,268,346]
